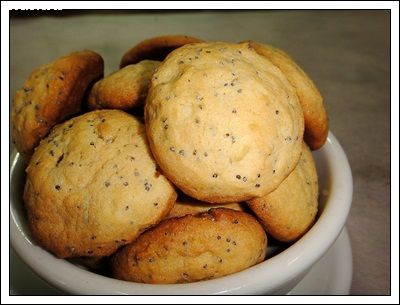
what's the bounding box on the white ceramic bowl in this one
[10,131,352,295]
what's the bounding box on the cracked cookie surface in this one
[24,110,176,258]
[165,194,247,219]
[112,208,267,283]
[145,41,304,203]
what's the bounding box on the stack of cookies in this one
[11,35,328,284]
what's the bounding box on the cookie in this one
[88,60,160,111]
[247,142,318,242]
[166,194,247,219]
[24,110,177,258]
[120,35,203,68]
[145,41,304,203]
[250,42,328,150]
[11,50,104,160]
[112,208,267,283]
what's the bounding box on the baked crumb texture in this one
[112,208,267,283]
[11,50,104,160]
[24,110,177,258]
[145,41,304,203]
[248,142,319,242]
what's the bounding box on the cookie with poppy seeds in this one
[24,110,177,258]
[120,34,204,68]
[165,193,247,219]
[111,208,267,284]
[250,42,328,150]
[145,41,304,203]
[88,60,160,111]
[11,50,104,160]
[247,142,319,242]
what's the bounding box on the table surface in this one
[9,10,391,295]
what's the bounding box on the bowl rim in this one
[10,131,353,295]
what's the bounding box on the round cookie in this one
[166,194,247,219]
[120,35,203,68]
[88,60,160,111]
[145,41,304,203]
[11,50,104,160]
[247,142,319,242]
[112,208,267,284]
[24,110,177,258]
[250,41,328,150]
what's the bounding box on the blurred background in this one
[10,10,390,295]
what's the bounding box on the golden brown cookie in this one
[24,110,176,258]
[11,50,104,160]
[112,208,267,283]
[247,142,318,242]
[250,42,328,150]
[87,60,160,111]
[166,194,247,219]
[120,35,203,68]
[145,41,304,203]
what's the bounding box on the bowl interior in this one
[10,131,352,295]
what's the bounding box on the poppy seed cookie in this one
[11,50,104,160]
[24,110,177,258]
[145,41,304,203]
[247,142,318,242]
[120,34,203,68]
[112,208,267,284]
[88,60,160,111]
[165,194,247,219]
[250,42,328,150]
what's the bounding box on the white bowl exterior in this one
[10,131,353,295]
